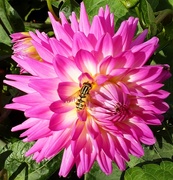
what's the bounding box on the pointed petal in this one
[131,29,148,47]
[5,103,30,111]
[79,2,90,35]
[25,102,53,119]
[59,12,74,38]
[97,151,112,175]
[90,16,105,40]
[72,32,93,56]
[49,37,71,57]
[31,40,53,63]
[113,17,138,51]
[95,33,113,59]
[13,93,45,105]
[131,37,159,66]
[29,78,59,101]
[14,55,57,78]
[71,127,87,156]
[4,75,36,93]
[11,118,40,131]
[48,12,72,47]
[69,12,79,32]
[59,145,75,177]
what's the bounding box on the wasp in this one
[76,82,92,111]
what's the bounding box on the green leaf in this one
[148,0,159,10]
[85,163,122,180]
[120,0,139,9]
[51,0,63,9]
[0,0,24,33]
[139,0,157,36]
[127,155,144,168]
[0,151,12,170]
[142,126,173,161]
[124,161,173,180]
[83,0,136,25]
[0,140,62,180]
[60,0,80,19]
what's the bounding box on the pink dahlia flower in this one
[4,2,171,177]
[10,32,44,73]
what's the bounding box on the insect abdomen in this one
[76,82,92,111]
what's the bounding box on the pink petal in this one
[49,37,71,57]
[90,16,105,40]
[99,56,116,74]
[71,128,87,156]
[45,129,71,158]
[13,93,45,105]
[127,66,163,84]
[96,151,112,175]
[69,12,79,32]
[31,40,54,63]
[95,33,113,59]
[113,17,138,51]
[77,109,88,121]
[59,145,75,177]
[4,75,36,93]
[28,78,60,102]
[75,50,97,76]
[131,37,159,66]
[124,135,144,157]
[131,29,148,47]
[25,137,48,156]
[79,2,90,35]
[71,120,85,140]
[72,32,93,56]
[98,5,114,36]
[50,100,75,113]
[49,106,77,131]
[5,103,30,111]
[57,82,79,102]
[113,151,126,170]
[86,117,100,139]
[59,12,74,38]
[76,142,96,177]
[20,120,52,141]
[25,102,53,119]
[11,118,40,131]
[48,12,72,47]
[12,55,56,78]
[53,54,81,82]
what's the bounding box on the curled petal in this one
[75,50,97,76]
[53,54,81,82]
[57,82,79,102]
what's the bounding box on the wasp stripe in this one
[76,82,92,111]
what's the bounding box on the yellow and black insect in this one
[76,82,92,111]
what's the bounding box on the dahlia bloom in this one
[10,32,43,73]
[4,2,171,177]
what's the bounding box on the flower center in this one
[76,82,92,111]
[113,103,129,121]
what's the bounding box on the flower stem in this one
[46,0,60,21]
[155,9,173,24]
